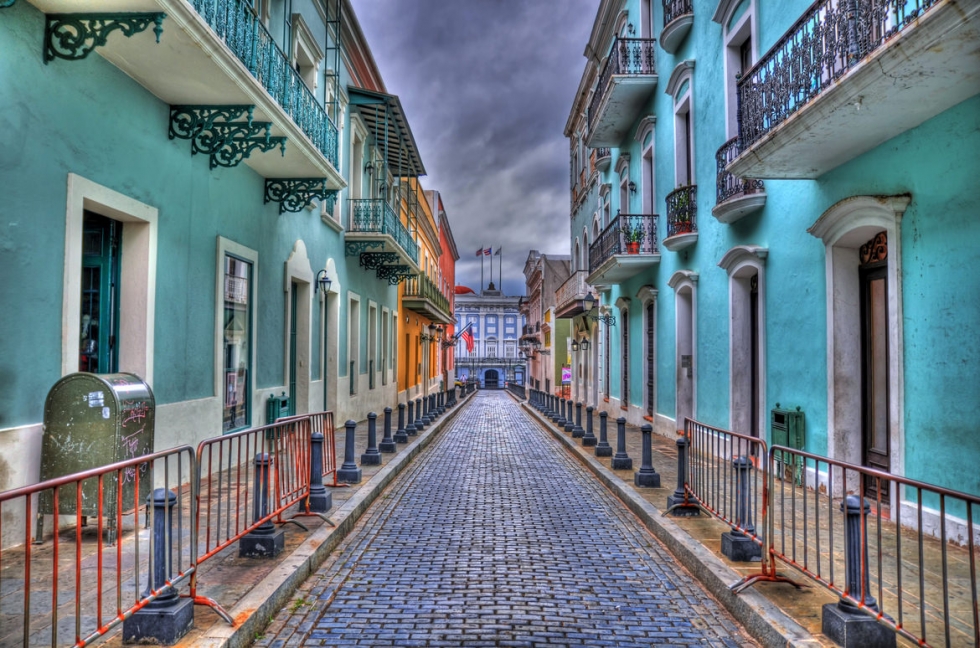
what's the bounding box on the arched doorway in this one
[484,369,500,389]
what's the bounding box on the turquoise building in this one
[0,0,438,527]
[562,0,980,538]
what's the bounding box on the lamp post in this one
[316,270,332,413]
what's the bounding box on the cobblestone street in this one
[257,392,756,647]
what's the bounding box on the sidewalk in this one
[0,391,475,648]
[515,395,971,648]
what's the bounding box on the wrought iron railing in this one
[556,270,590,312]
[190,0,339,167]
[664,0,694,26]
[665,186,698,238]
[348,199,420,265]
[716,138,765,204]
[589,213,659,275]
[403,273,451,318]
[736,0,937,150]
[587,38,657,134]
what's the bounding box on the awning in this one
[348,88,426,177]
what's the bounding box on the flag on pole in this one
[483,247,492,256]
[494,247,502,256]
[475,247,482,257]
[461,328,475,353]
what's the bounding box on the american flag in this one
[461,328,475,353]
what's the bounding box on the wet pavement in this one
[257,391,756,647]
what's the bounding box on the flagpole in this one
[480,249,484,291]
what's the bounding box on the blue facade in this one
[0,0,445,503]
[565,0,980,514]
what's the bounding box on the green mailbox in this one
[36,373,155,542]
[771,403,804,483]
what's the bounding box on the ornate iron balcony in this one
[587,38,657,135]
[403,273,452,320]
[736,0,938,152]
[716,138,765,204]
[664,0,694,26]
[190,0,338,167]
[588,213,659,276]
[348,199,419,265]
[665,185,698,239]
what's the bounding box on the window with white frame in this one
[290,14,323,92]
[617,155,631,215]
[718,0,757,138]
[668,62,696,187]
[348,294,360,394]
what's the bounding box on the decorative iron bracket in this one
[169,106,285,169]
[588,310,617,326]
[376,265,414,285]
[359,252,400,270]
[45,13,166,63]
[345,241,384,257]
[264,179,331,214]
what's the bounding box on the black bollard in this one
[415,397,426,430]
[556,398,567,427]
[571,402,585,438]
[822,496,896,647]
[406,400,418,437]
[430,394,438,419]
[666,434,698,516]
[595,411,612,457]
[123,488,194,643]
[361,412,382,465]
[395,403,409,444]
[306,430,333,511]
[634,424,661,487]
[611,417,633,470]
[337,420,362,483]
[721,457,761,561]
[379,407,396,453]
[240,453,287,555]
[564,400,575,432]
[582,406,597,447]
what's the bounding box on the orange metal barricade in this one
[0,446,208,647]
[735,446,980,648]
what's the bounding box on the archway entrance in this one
[484,369,500,389]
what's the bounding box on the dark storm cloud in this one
[355,0,595,296]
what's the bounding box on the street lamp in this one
[584,293,616,326]
[316,270,333,412]
[571,340,580,352]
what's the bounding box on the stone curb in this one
[514,394,821,648]
[190,391,477,648]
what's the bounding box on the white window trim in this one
[721,0,757,138]
[284,240,315,414]
[719,245,768,440]
[808,195,909,511]
[666,60,696,188]
[636,285,658,420]
[347,292,361,395]
[216,236,259,426]
[64,173,157,386]
[668,270,699,431]
[291,13,324,92]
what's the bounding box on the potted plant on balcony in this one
[620,221,645,254]
[671,186,693,235]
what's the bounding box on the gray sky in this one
[354,0,596,297]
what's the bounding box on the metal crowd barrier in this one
[734,446,980,648]
[683,419,769,545]
[193,416,312,567]
[0,446,203,647]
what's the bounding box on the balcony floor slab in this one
[729,0,980,179]
[586,253,660,286]
[711,191,767,224]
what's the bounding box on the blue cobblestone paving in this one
[257,392,756,647]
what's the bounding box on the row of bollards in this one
[528,389,891,647]
[124,384,468,644]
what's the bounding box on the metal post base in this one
[306,488,332,513]
[337,465,362,484]
[239,528,285,558]
[721,531,762,562]
[594,444,613,457]
[123,596,194,645]
[822,603,896,648]
[665,494,700,516]
[611,455,632,470]
[634,469,660,488]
